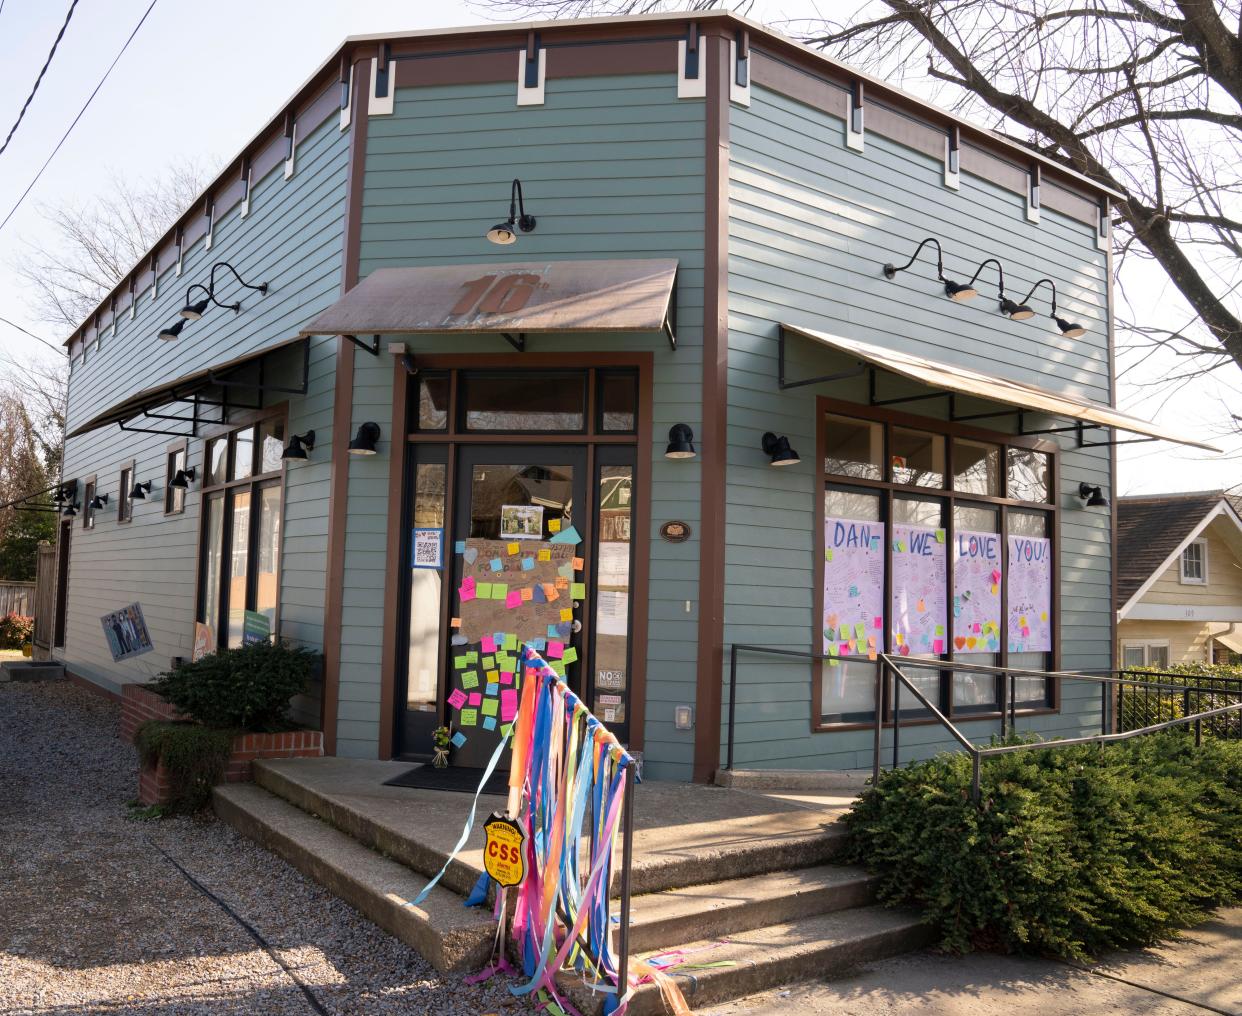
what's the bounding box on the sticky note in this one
[543,583,559,601]
[450,617,461,628]
[555,576,569,590]
[870,536,881,551]
[549,518,561,533]
[551,660,566,677]
[486,669,499,684]
[935,624,945,636]
[463,547,478,565]
[916,599,925,613]
[550,524,580,544]
[459,585,476,603]
[460,709,478,727]
[537,548,551,562]
[481,636,496,654]
[476,583,492,600]
[935,529,945,543]
[548,624,561,639]
[485,682,499,697]
[521,587,533,602]
[448,689,467,710]
[453,655,467,669]
[492,583,508,600]
[855,622,866,639]
[572,557,584,571]
[507,542,519,556]
[504,633,517,651]
[500,671,514,685]
[468,691,482,707]
[829,643,839,657]
[465,651,478,664]
[455,540,466,553]
[867,636,876,648]
[532,584,547,603]
[451,731,467,748]
[490,558,503,572]
[826,549,833,562]
[895,633,904,646]
[481,697,499,718]
[849,585,859,598]
[547,640,565,659]
[933,638,944,654]
[873,616,882,629]
[991,569,1001,584]
[570,583,586,600]
[506,590,521,609]
[562,646,578,664]
[559,608,573,622]
[501,689,518,722]
[482,716,497,731]
[482,656,495,670]
[522,557,535,571]
[461,671,479,689]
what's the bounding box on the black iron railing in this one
[1116,668,1242,737]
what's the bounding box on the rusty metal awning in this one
[66,337,310,439]
[780,323,1221,453]
[299,258,679,351]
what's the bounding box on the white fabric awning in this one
[781,323,1221,453]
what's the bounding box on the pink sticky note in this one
[933,638,944,654]
[547,640,565,659]
[468,691,483,707]
[447,689,467,710]
[459,585,476,603]
[991,569,1001,584]
[481,636,496,654]
[1022,626,1031,638]
[500,671,514,685]
[872,616,882,629]
[463,576,475,589]
[505,590,522,609]
[500,689,518,723]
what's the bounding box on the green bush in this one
[842,732,1242,961]
[135,720,234,813]
[0,612,34,649]
[151,639,315,731]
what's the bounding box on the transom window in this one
[1180,539,1207,584]
[196,417,285,652]
[816,404,1057,729]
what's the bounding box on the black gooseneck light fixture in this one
[762,432,801,467]
[159,319,186,341]
[486,179,537,245]
[883,237,977,302]
[1078,482,1109,508]
[179,284,213,321]
[62,502,79,517]
[1014,278,1086,338]
[282,430,316,461]
[130,480,153,500]
[664,424,696,459]
[168,466,197,489]
[348,422,381,456]
[89,492,109,511]
[159,261,268,339]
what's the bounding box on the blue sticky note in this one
[490,558,503,572]
[455,540,466,554]
[482,715,497,731]
[532,638,546,650]
[485,681,499,696]
[870,536,881,551]
[533,584,547,603]
[547,624,561,639]
[450,731,467,748]
[549,524,581,545]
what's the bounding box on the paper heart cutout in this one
[966,637,977,649]
[463,547,478,565]
[954,636,967,650]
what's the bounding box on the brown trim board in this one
[320,56,370,758]
[693,29,730,784]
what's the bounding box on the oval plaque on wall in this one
[660,521,692,543]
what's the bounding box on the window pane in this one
[118,469,132,523]
[1009,651,1051,706]
[166,450,186,513]
[230,428,255,481]
[821,660,879,724]
[200,493,224,646]
[891,497,946,667]
[953,438,1000,496]
[954,657,999,713]
[891,428,944,487]
[205,438,227,486]
[1149,645,1169,668]
[226,490,251,647]
[408,462,445,708]
[594,466,632,724]
[1007,510,1051,655]
[418,375,449,431]
[84,482,96,529]
[1007,448,1050,502]
[255,485,281,631]
[258,420,285,474]
[598,372,638,433]
[1122,645,1146,669]
[823,413,882,480]
[461,372,585,431]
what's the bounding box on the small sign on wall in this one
[101,603,154,662]
[412,527,444,569]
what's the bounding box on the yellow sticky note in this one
[507,542,519,556]
[990,583,998,595]
[895,632,904,646]
[559,608,573,622]
[549,519,561,533]
[537,549,551,562]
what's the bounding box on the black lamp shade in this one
[130,481,151,500]
[762,431,801,467]
[282,430,315,461]
[348,422,381,456]
[63,504,78,517]
[1054,315,1086,338]
[665,423,696,459]
[944,279,977,301]
[180,298,210,321]
[1078,482,1109,508]
[1001,297,1035,321]
[89,494,108,510]
[487,222,517,245]
[169,467,196,489]
[159,319,186,341]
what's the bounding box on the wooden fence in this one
[33,542,56,650]
[0,580,35,617]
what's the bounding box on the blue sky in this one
[0,0,1234,494]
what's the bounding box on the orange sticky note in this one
[543,582,559,602]
[450,617,462,628]
[572,557,584,571]
[555,576,569,590]
[521,587,533,602]
[549,518,561,533]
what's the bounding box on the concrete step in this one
[213,782,496,973]
[579,906,932,1016]
[1,660,65,682]
[627,864,877,954]
[252,757,850,898]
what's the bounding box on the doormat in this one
[383,764,509,796]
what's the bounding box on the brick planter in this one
[125,685,323,806]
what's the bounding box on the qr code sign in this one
[412,529,442,569]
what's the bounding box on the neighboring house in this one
[1116,492,1242,668]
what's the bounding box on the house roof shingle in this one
[1115,491,1226,608]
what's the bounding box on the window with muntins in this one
[1180,539,1206,584]
[816,405,1057,728]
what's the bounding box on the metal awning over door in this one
[779,323,1220,453]
[299,258,679,351]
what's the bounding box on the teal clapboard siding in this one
[58,115,348,696]
[722,85,1112,769]
[344,73,705,773]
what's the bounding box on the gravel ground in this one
[0,680,535,1015]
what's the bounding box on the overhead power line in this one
[0,314,67,358]
[0,0,160,237]
[0,0,81,159]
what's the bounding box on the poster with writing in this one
[1007,535,1052,652]
[822,516,885,659]
[953,530,1002,653]
[890,523,947,656]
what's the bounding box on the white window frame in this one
[1179,538,1208,585]
[1121,640,1170,669]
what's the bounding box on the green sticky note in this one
[551,660,565,677]
[476,583,492,599]
[497,653,514,672]
[481,698,499,717]
[828,658,839,667]
[461,671,479,689]
[453,655,467,669]
[854,622,866,640]
[829,643,839,657]
[492,583,508,600]
[561,646,578,664]
[465,651,478,664]
[935,624,945,636]
[504,633,518,651]
[570,583,586,600]
[500,723,513,737]
[825,548,833,562]
[482,656,495,670]
[460,708,478,727]
[935,529,946,543]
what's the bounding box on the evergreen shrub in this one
[843,732,1242,960]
